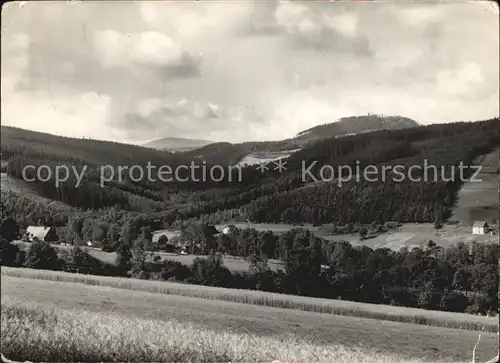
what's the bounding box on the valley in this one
[1,118,499,363]
[2,3,499,362]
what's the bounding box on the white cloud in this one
[323,12,358,37]
[275,2,313,35]
[397,6,444,27]
[1,1,498,144]
[93,30,184,68]
[437,62,484,97]
[1,90,114,141]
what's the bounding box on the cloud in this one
[1,1,498,144]
[117,98,272,142]
[436,62,491,100]
[1,88,115,141]
[93,30,200,78]
[272,2,369,54]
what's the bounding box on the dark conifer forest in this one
[2,118,498,224]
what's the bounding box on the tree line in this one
[1,214,497,316]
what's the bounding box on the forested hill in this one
[200,114,420,155]
[142,137,213,152]
[295,115,418,141]
[1,119,499,227]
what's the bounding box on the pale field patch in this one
[1,296,433,363]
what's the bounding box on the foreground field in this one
[1,274,497,362]
[2,267,496,333]
[1,297,426,363]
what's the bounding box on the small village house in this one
[25,226,58,242]
[472,221,489,235]
[152,230,180,243]
[152,229,184,252]
[222,224,238,235]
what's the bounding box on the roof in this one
[26,226,52,240]
[473,221,488,228]
[204,225,220,234]
[152,230,180,243]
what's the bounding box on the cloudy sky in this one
[1,1,498,144]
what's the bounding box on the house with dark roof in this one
[151,230,180,243]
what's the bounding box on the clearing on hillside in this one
[451,148,499,225]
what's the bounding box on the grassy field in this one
[1,267,496,333]
[1,297,428,363]
[13,241,285,271]
[214,220,497,251]
[345,222,497,251]
[2,273,498,362]
[451,148,499,225]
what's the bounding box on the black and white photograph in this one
[1,1,499,362]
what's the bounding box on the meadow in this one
[2,273,498,362]
[13,240,285,271]
[1,297,430,363]
[2,267,496,333]
[451,147,499,225]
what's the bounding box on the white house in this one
[472,221,489,235]
[25,226,58,242]
[222,224,237,235]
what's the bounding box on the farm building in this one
[472,221,489,235]
[151,230,180,243]
[222,224,238,235]
[25,226,58,242]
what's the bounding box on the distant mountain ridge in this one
[296,115,419,141]
[175,114,420,165]
[143,115,419,154]
[142,137,213,152]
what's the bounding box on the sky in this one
[1,1,499,145]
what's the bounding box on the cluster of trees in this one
[103,230,500,314]
[2,211,497,315]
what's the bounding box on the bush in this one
[439,291,468,313]
[24,241,62,271]
[465,295,495,315]
[0,239,24,267]
[191,254,234,287]
[383,221,401,229]
[160,260,192,281]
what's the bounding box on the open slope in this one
[2,272,498,362]
[142,137,213,152]
[1,172,72,211]
[451,147,499,225]
[295,114,419,144]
